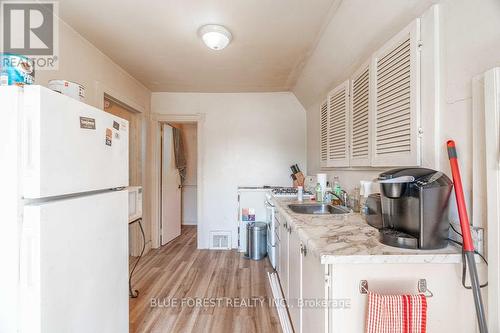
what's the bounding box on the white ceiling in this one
[58,0,337,92]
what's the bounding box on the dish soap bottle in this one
[315,183,323,203]
[333,176,341,196]
[324,186,333,204]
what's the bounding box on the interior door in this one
[485,67,500,332]
[21,190,128,333]
[161,124,181,245]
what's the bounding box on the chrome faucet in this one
[324,190,348,207]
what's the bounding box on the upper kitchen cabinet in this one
[371,19,421,167]
[320,12,439,169]
[350,61,371,167]
[322,81,350,168]
[320,99,329,168]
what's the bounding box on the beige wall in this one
[297,0,500,224]
[182,124,198,186]
[151,92,307,248]
[167,122,198,225]
[35,19,153,252]
[36,22,150,110]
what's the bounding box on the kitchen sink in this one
[288,203,350,215]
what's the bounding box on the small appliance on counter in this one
[290,164,305,187]
[0,54,35,86]
[362,193,383,229]
[378,168,453,249]
[127,186,143,223]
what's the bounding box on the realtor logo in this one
[1,1,59,69]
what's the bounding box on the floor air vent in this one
[209,231,231,250]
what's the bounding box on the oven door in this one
[265,199,274,223]
[267,236,278,270]
[265,201,276,246]
[267,221,277,247]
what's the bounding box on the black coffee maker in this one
[378,168,453,249]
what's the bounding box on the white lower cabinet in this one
[288,227,302,332]
[276,222,480,333]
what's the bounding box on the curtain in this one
[172,127,187,185]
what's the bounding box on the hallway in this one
[129,226,282,333]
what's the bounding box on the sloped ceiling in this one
[292,0,436,109]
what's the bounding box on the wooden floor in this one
[129,226,282,333]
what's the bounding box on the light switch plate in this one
[449,222,484,255]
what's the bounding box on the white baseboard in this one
[182,220,197,226]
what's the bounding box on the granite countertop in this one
[271,196,464,265]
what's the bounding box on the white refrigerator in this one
[0,85,129,333]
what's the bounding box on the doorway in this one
[103,96,145,257]
[151,114,203,250]
[103,96,141,186]
[160,122,198,246]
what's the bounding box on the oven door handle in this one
[265,200,275,208]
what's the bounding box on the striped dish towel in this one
[366,292,427,333]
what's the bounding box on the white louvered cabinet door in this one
[371,19,421,167]
[350,61,371,166]
[327,81,350,167]
[320,99,328,168]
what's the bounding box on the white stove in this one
[263,187,312,270]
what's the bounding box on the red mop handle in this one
[447,140,474,251]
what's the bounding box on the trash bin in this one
[246,222,267,260]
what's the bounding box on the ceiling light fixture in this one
[198,24,232,51]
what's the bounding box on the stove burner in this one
[271,187,313,197]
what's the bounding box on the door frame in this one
[150,113,204,249]
[484,68,500,331]
[95,81,146,114]
[473,67,500,331]
[96,82,146,187]
[160,123,181,245]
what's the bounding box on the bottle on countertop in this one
[331,195,342,206]
[290,164,301,174]
[333,176,341,196]
[350,186,361,212]
[297,186,303,202]
[324,186,333,204]
[315,183,323,203]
